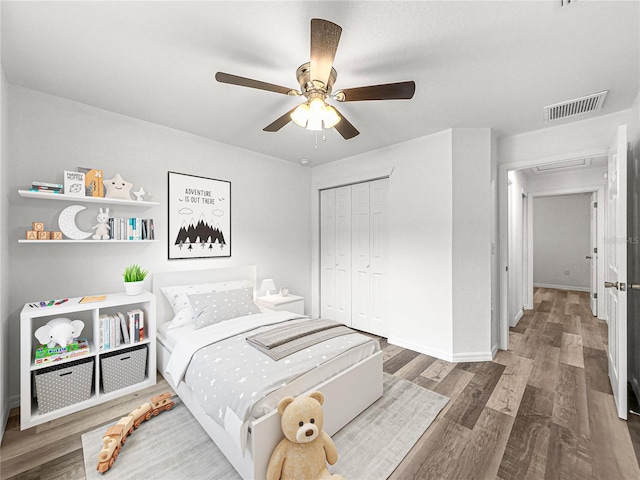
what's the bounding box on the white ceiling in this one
[2,1,638,166]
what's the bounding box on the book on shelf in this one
[107,218,154,241]
[118,312,130,343]
[80,294,107,304]
[63,170,86,196]
[77,167,104,198]
[98,311,142,351]
[127,309,144,342]
[32,181,63,189]
[34,338,90,364]
[30,181,63,194]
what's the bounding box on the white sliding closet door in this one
[320,186,352,324]
[335,186,352,325]
[351,182,371,331]
[351,180,388,336]
[320,188,337,320]
[369,179,388,336]
[320,179,387,335]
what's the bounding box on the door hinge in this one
[506,266,509,272]
[594,202,598,208]
[594,247,598,254]
[594,293,598,299]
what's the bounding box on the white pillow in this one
[161,280,252,329]
[189,287,260,330]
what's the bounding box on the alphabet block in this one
[51,231,63,240]
[32,222,45,232]
[25,231,37,240]
[37,231,51,240]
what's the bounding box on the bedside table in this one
[256,294,304,315]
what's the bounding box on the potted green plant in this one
[123,264,148,296]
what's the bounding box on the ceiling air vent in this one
[544,90,607,122]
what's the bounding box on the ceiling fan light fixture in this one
[291,97,341,131]
[291,103,310,127]
[323,104,341,128]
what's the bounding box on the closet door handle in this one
[586,256,592,260]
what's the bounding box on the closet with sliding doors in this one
[320,178,388,337]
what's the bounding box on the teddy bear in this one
[266,391,344,480]
[92,207,111,240]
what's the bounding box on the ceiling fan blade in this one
[263,107,298,132]
[332,106,359,140]
[335,81,416,102]
[310,18,342,89]
[216,72,296,95]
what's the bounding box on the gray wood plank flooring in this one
[2,287,640,479]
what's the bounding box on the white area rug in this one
[82,373,448,480]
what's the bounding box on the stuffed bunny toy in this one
[92,207,111,240]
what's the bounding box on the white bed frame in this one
[153,266,383,480]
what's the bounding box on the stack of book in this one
[34,338,90,365]
[30,181,63,194]
[108,218,155,241]
[98,309,145,351]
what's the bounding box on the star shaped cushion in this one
[104,173,133,200]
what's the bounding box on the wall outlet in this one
[563,269,570,275]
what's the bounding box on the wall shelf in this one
[18,189,159,207]
[18,239,158,244]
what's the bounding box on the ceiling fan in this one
[215,18,416,140]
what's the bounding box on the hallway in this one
[388,287,640,479]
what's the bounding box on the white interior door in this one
[335,186,352,325]
[605,124,628,420]
[320,189,336,320]
[590,192,598,316]
[369,179,388,336]
[351,182,370,331]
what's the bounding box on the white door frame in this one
[498,147,608,350]
[526,186,605,316]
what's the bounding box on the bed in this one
[153,266,383,480]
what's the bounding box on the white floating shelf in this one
[18,190,159,207]
[19,239,158,244]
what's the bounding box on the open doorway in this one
[501,154,608,340]
[531,193,594,301]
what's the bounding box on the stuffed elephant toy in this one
[34,317,85,348]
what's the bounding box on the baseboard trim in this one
[533,283,590,293]
[511,309,524,328]
[387,337,493,363]
[452,351,494,362]
[9,393,19,409]
[0,406,7,445]
[388,337,454,362]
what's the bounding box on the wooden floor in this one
[2,287,640,479]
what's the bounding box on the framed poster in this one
[168,171,231,259]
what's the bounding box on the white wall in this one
[0,16,9,439]
[311,128,493,362]
[6,86,312,405]
[498,111,631,166]
[533,194,591,290]
[452,129,492,358]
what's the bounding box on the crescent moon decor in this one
[58,205,93,240]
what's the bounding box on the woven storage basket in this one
[100,344,148,393]
[34,357,94,414]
